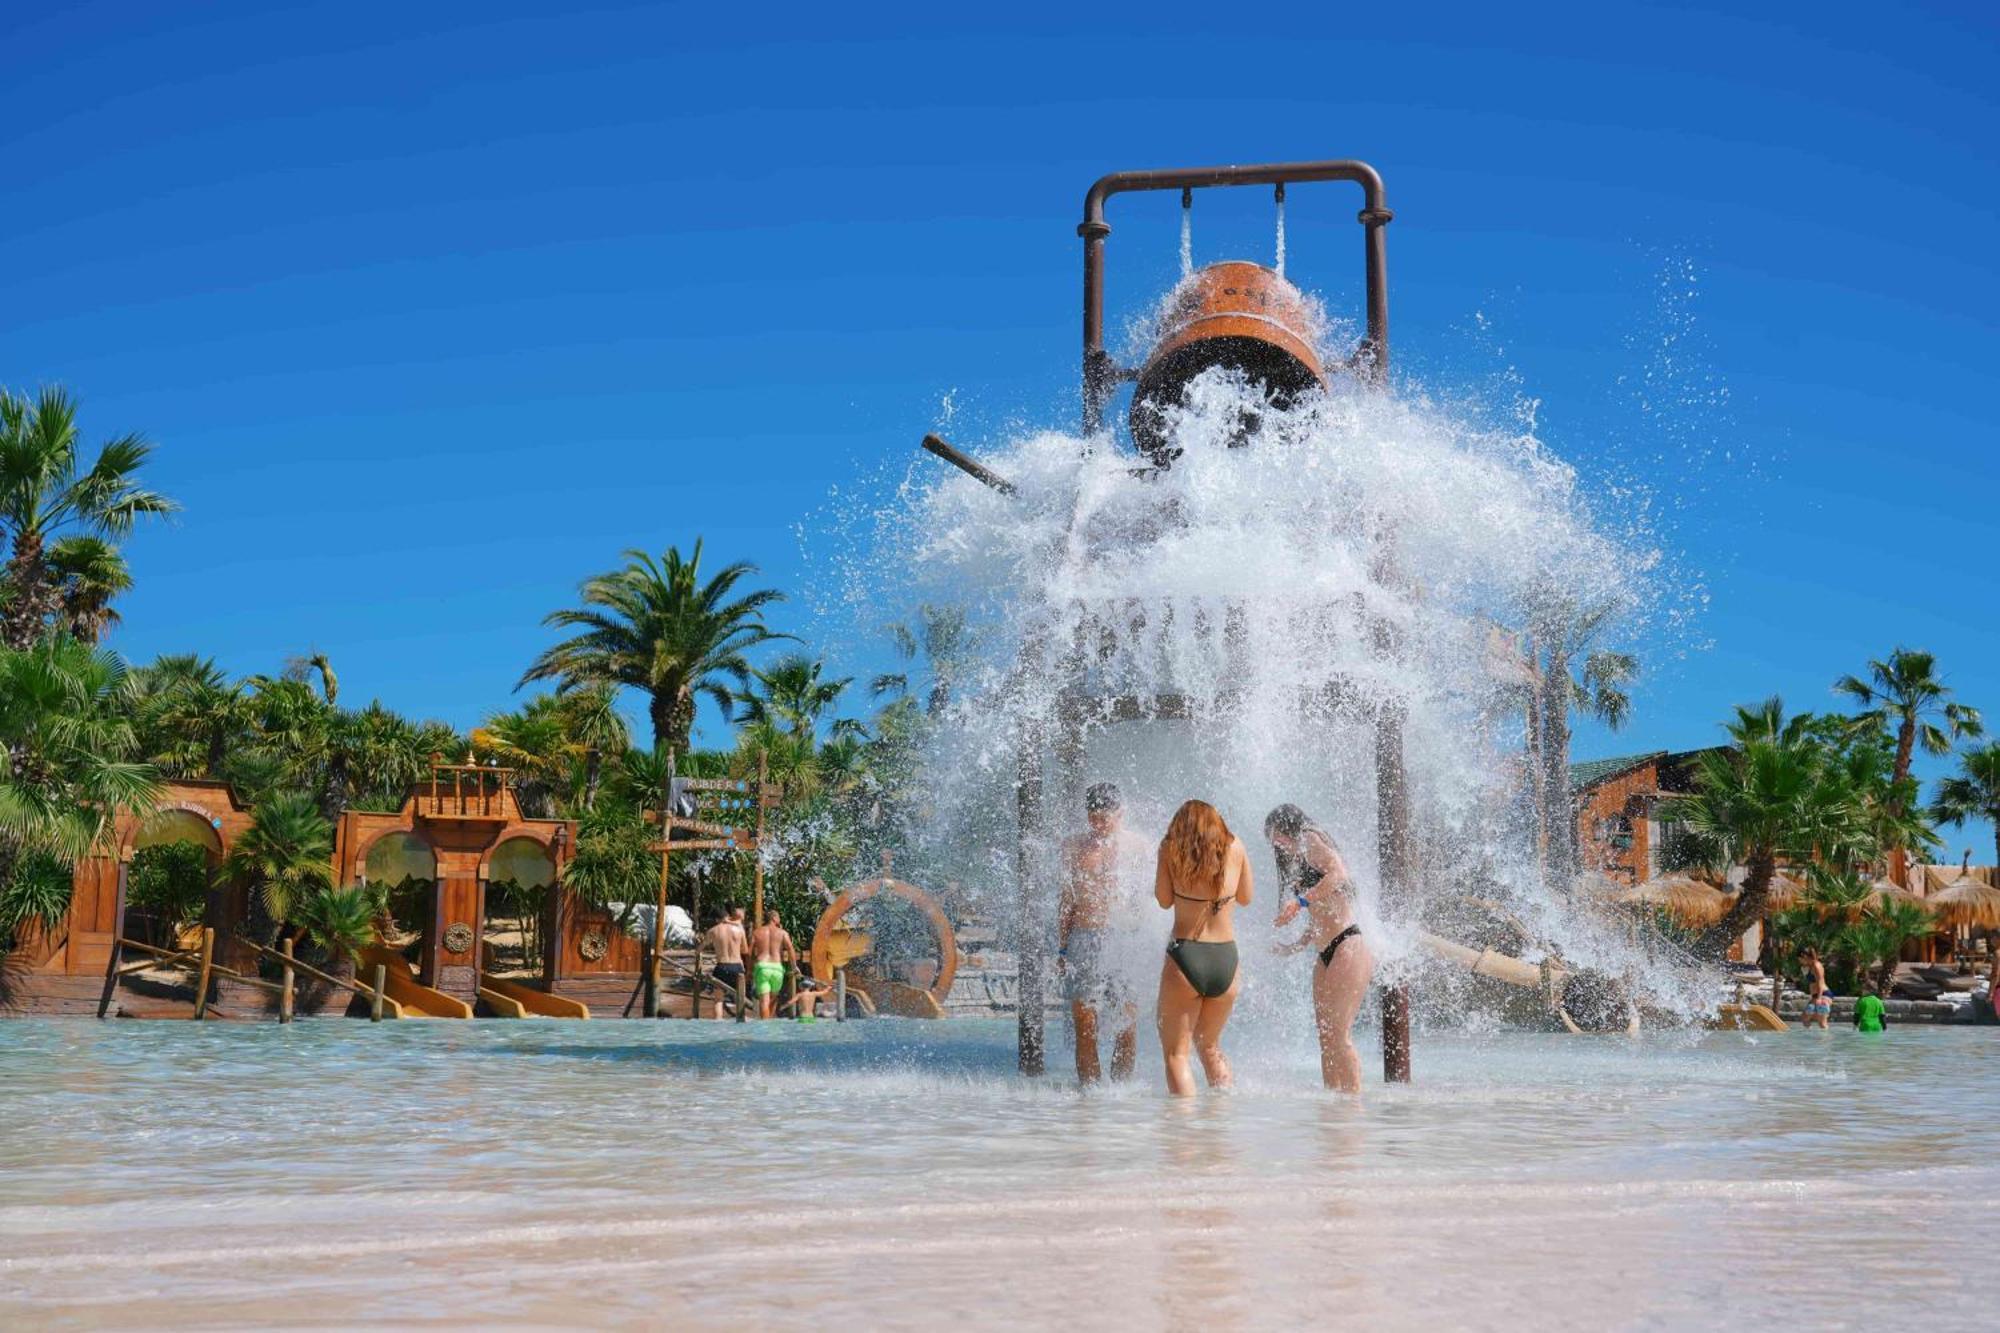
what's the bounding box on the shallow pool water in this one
[2,1017,1993,1329]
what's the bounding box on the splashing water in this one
[1274,191,1286,278]
[836,272,1714,1049]
[1178,196,1194,280]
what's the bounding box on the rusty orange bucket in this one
[1130,260,1326,462]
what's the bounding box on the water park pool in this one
[5,1019,1996,1328]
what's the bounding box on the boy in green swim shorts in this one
[749,910,795,1020]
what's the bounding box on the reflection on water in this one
[1,1019,1994,1328]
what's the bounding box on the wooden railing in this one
[100,928,395,1022]
[419,762,514,819]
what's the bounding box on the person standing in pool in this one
[1801,947,1831,1029]
[1264,804,1374,1094]
[1853,982,1888,1033]
[1058,782,1147,1083]
[1154,799,1253,1096]
[704,905,750,1013]
[750,910,795,1020]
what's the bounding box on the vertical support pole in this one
[690,868,703,1020]
[192,926,215,1021]
[753,750,768,930]
[835,967,846,1022]
[96,859,129,1020]
[784,959,798,1019]
[1375,705,1413,1083]
[279,936,296,1024]
[734,970,747,1023]
[1016,711,1048,1076]
[648,751,676,1019]
[371,963,387,1022]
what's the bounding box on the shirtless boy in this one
[704,906,749,1011]
[1057,783,1147,1083]
[750,910,795,1020]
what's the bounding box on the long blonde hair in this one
[1160,799,1232,898]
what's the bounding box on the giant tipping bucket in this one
[1130,260,1326,462]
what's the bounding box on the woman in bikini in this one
[1154,799,1253,1097]
[1265,803,1373,1094]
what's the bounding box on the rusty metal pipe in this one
[1079,159,1391,434]
[922,434,1019,496]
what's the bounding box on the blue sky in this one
[4,2,1997,852]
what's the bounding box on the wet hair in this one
[1085,782,1121,815]
[1160,800,1231,896]
[1263,803,1323,892]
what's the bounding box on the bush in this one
[0,851,72,950]
[128,840,210,935]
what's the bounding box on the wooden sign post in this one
[648,752,780,1019]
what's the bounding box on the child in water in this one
[1852,983,1888,1033]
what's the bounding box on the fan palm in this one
[0,387,177,650]
[293,884,378,963]
[45,536,132,643]
[222,792,334,926]
[133,654,254,778]
[0,636,158,878]
[520,540,788,755]
[1932,742,2000,869]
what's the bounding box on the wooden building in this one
[1570,749,1723,884]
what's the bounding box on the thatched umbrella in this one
[1614,874,1734,927]
[1927,874,2000,931]
[1760,870,1810,912]
[1864,876,1932,914]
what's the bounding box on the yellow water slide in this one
[478,973,590,1018]
[355,946,475,1019]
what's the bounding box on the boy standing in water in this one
[704,906,749,1013]
[750,910,795,1020]
[1058,783,1147,1083]
[1853,983,1888,1033]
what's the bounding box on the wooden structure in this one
[1570,750,1724,885]
[337,761,571,1011]
[4,780,255,1016]
[809,856,958,1019]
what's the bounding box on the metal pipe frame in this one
[1079,159,1391,434]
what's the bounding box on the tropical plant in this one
[1932,742,2000,868]
[1835,648,1982,830]
[1663,702,1858,957]
[1530,594,1637,877]
[292,884,378,964]
[872,604,976,718]
[222,792,334,927]
[520,540,788,755]
[0,851,73,946]
[0,387,176,650]
[127,839,211,943]
[1850,898,1932,991]
[474,687,629,817]
[131,654,254,778]
[561,805,659,934]
[45,536,132,643]
[0,636,157,879]
[741,653,866,745]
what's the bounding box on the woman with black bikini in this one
[1265,803,1373,1094]
[1154,799,1253,1096]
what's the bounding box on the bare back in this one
[751,924,791,964]
[1156,836,1252,942]
[706,921,747,966]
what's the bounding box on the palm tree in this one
[293,884,377,964]
[1933,742,2000,869]
[521,541,788,755]
[872,605,976,717]
[0,635,158,903]
[0,387,176,650]
[284,652,338,705]
[46,536,132,643]
[132,654,253,778]
[1529,595,1637,877]
[223,792,334,927]
[742,653,866,745]
[1836,648,1982,811]
[1663,706,1857,957]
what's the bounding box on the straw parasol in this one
[1759,870,1810,912]
[1613,873,1734,927]
[1864,876,1933,914]
[1926,873,2000,931]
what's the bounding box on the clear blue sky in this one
[5,2,1997,852]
